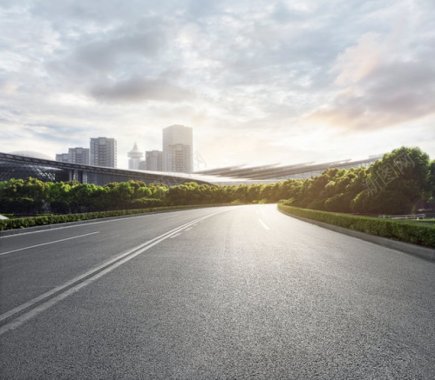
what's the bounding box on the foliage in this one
[278,204,435,248]
[289,147,433,215]
[0,204,232,231]
[0,147,434,218]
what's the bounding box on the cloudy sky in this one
[1,0,434,169]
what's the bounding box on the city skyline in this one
[1,1,435,169]
[54,124,193,173]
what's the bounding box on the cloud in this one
[74,30,165,71]
[308,20,435,130]
[45,16,169,86]
[332,33,383,86]
[19,123,93,146]
[326,64,434,126]
[1,0,435,166]
[90,77,195,103]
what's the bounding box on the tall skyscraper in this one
[162,125,193,173]
[90,137,117,168]
[145,150,162,171]
[55,153,70,163]
[128,143,143,170]
[68,147,89,165]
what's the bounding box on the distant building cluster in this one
[127,125,193,173]
[56,138,116,168]
[56,125,193,174]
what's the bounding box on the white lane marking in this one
[0,210,227,335]
[258,218,270,230]
[0,207,229,239]
[170,233,182,239]
[0,214,162,239]
[184,227,193,231]
[0,232,100,257]
[0,216,204,324]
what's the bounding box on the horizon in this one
[1,1,435,169]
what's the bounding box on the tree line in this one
[1,147,434,216]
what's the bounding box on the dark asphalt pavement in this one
[0,204,434,379]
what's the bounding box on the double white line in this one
[0,210,224,336]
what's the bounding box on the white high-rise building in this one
[145,150,162,171]
[68,147,89,165]
[128,143,143,170]
[162,125,193,173]
[90,137,117,168]
[55,153,70,163]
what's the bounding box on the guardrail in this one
[379,214,426,220]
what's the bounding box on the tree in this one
[362,147,431,214]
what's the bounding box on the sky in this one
[1,0,435,170]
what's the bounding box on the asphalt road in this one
[0,204,434,379]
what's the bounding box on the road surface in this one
[1,205,434,379]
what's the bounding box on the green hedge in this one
[278,204,435,248]
[0,204,233,231]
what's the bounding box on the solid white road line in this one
[258,218,270,230]
[170,233,182,239]
[0,207,228,239]
[0,214,164,239]
[0,210,227,336]
[0,232,100,257]
[0,215,207,324]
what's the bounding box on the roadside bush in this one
[0,208,166,231]
[278,204,435,248]
[0,203,237,231]
[130,198,164,208]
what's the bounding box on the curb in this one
[279,211,435,262]
[0,212,157,237]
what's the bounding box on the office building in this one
[128,143,143,170]
[162,125,193,173]
[55,153,70,163]
[90,137,117,168]
[68,147,89,165]
[145,150,162,171]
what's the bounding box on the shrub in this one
[130,198,164,208]
[0,203,237,231]
[278,204,435,248]
[0,207,165,231]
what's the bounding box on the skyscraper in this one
[55,153,70,163]
[68,147,89,165]
[90,137,117,168]
[162,125,193,173]
[128,143,143,170]
[145,150,162,171]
